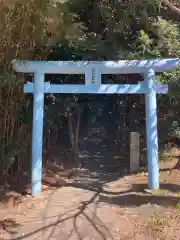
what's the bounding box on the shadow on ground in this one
[68,181,180,207]
[12,190,114,240]
[0,218,21,237]
[10,180,180,240]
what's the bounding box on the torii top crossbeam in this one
[13,58,180,94]
[13,58,179,74]
[12,58,180,197]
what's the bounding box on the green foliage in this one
[168,121,180,139]
[0,0,180,184]
[0,73,17,88]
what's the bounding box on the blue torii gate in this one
[12,58,180,196]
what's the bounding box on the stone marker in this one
[130,132,140,173]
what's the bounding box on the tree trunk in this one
[68,104,80,165]
[75,105,80,154]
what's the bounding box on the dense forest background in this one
[0,0,180,191]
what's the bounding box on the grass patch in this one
[149,188,174,196]
[146,214,172,239]
[176,201,180,211]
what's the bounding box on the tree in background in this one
[0,0,179,187]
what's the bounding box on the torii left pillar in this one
[32,72,44,196]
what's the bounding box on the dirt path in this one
[0,128,180,239]
[0,166,179,240]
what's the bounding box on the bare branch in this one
[163,0,180,15]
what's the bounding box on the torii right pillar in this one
[145,69,159,190]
